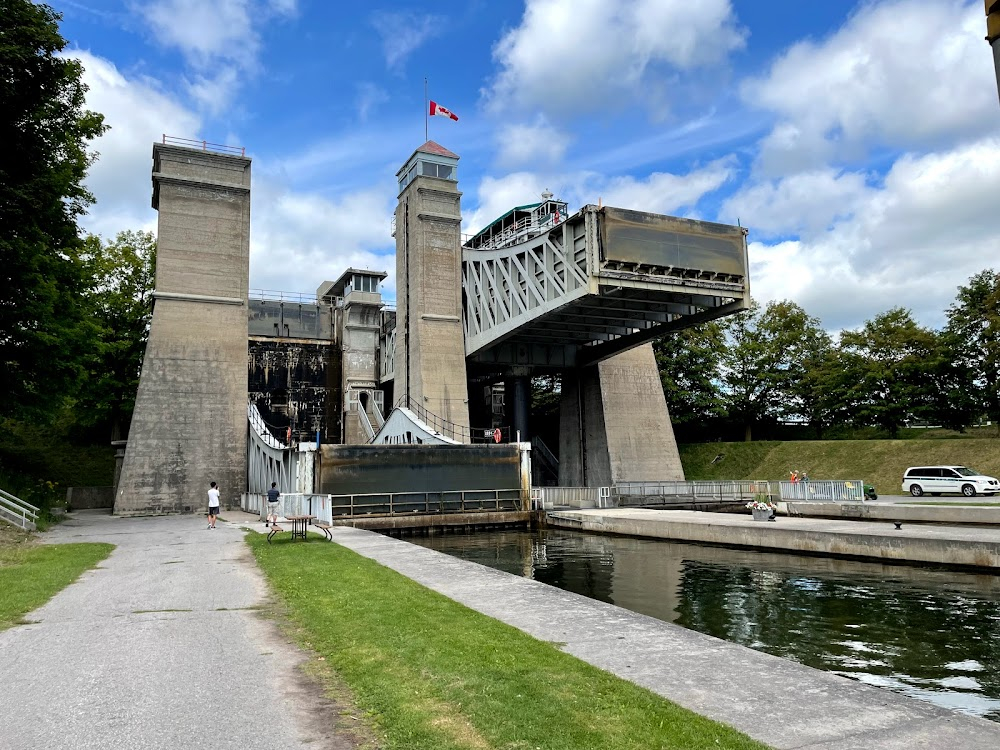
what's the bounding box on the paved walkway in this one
[0,510,359,750]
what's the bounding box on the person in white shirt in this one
[207,481,221,529]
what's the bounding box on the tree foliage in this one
[653,322,725,425]
[75,231,157,440]
[0,1,107,419]
[838,308,939,438]
[719,300,825,441]
[945,269,1000,434]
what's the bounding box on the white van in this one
[901,466,999,498]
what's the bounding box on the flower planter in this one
[751,508,772,522]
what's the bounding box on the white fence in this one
[0,488,39,531]
[612,479,868,505]
[614,480,776,504]
[778,480,866,502]
[531,486,611,510]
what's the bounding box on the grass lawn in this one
[0,524,113,631]
[249,535,771,750]
[680,439,1000,497]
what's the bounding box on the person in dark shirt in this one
[266,482,281,527]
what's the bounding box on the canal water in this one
[407,527,1000,722]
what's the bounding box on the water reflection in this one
[406,528,1000,722]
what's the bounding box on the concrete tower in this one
[393,141,470,438]
[115,142,251,514]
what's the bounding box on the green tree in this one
[945,269,1000,434]
[719,300,824,441]
[76,231,157,440]
[789,329,841,438]
[838,308,938,437]
[653,322,725,426]
[0,1,107,418]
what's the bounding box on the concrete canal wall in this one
[544,508,1000,569]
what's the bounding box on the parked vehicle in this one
[901,466,1000,498]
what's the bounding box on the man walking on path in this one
[266,482,281,527]
[208,481,221,529]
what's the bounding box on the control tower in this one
[391,141,471,438]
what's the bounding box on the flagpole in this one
[424,77,428,142]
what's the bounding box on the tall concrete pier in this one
[115,142,251,514]
[392,142,470,437]
[558,344,683,486]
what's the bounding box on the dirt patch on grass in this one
[0,524,36,550]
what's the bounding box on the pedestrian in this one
[207,481,220,529]
[266,482,281,528]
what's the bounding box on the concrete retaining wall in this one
[783,501,1000,525]
[545,508,1000,569]
[66,486,114,510]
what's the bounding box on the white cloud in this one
[745,138,1000,331]
[743,0,999,175]
[249,181,397,298]
[135,0,297,110]
[721,169,873,239]
[356,82,390,122]
[138,0,259,69]
[486,0,745,117]
[371,11,443,72]
[74,51,201,239]
[463,158,735,235]
[597,158,735,215]
[495,118,569,167]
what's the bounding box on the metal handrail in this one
[0,488,39,530]
[161,134,246,157]
[248,289,320,304]
[358,406,376,442]
[392,395,476,442]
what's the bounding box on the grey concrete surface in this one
[0,510,359,750]
[326,524,1000,750]
[115,144,251,515]
[781,499,1000,525]
[546,508,1000,568]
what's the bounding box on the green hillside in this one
[679,440,1000,496]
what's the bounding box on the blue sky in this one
[59,0,1000,331]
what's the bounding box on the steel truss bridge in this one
[381,204,749,383]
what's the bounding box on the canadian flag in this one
[429,101,459,121]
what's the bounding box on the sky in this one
[57,0,1000,332]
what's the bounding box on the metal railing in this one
[243,489,524,521]
[162,134,246,157]
[612,479,869,505]
[248,289,322,305]
[778,480,866,502]
[0,488,40,530]
[391,395,506,444]
[531,486,611,510]
[613,480,777,506]
[464,211,566,252]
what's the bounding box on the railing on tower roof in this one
[161,134,246,157]
[249,289,319,304]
